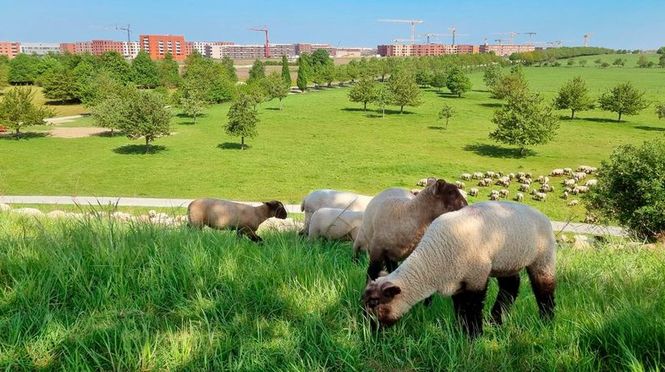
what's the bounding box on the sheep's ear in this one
[437,182,468,209]
[425,177,437,186]
[433,179,448,195]
[381,282,401,298]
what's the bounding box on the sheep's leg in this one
[367,259,384,281]
[452,285,488,338]
[238,227,263,243]
[385,259,398,273]
[490,274,521,325]
[527,268,555,320]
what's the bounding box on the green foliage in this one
[297,53,310,92]
[98,51,131,83]
[8,54,39,84]
[281,55,291,86]
[578,59,588,66]
[248,59,266,83]
[612,58,625,66]
[490,65,528,99]
[180,95,206,123]
[34,55,63,84]
[348,76,376,111]
[490,90,559,156]
[0,87,52,137]
[482,64,502,89]
[309,49,334,88]
[414,69,433,87]
[554,76,595,119]
[220,56,237,82]
[636,55,652,68]
[657,47,665,54]
[586,139,665,240]
[372,83,392,118]
[659,54,665,68]
[41,66,79,103]
[90,96,127,135]
[388,70,421,114]
[225,93,259,149]
[656,103,665,119]
[73,59,100,104]
[510,47,614,65]
[0,62,8,88]
[430,70,447,91]
[345,60,359,82]
[446,66,472,97]
[598,82,649,122]
[263,72,289,109]
[157,53,181,88]
[438,103,455,129]
[131,51,159,88]
[182,55,235,104]
[117,90,171,152]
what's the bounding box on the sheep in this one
[537,176,550,185]
[308,208,363,242]
[455,181,466,189]
[508,173,516,180]
[461,173,472,181]
[539,184,555,193]
[550,169,565,177]
[472,172,485,180]
[585,179,598,187]
[478,178,492,187]
[499,189,510,198]
[516,172,526,179]
[354,180,467,280]
[362,201,556,337]
[519,183,531,192]
[563,178,576,187]
[533,192,547,201]
[573,172,587,181]
[187,198,287,242]
[416,177,437,187]
[563,167,573,175]
[567,199,579,206]
[515,192,524,202]
[485,171,496,179]
[577,165,597,174]
[572,186,589,195]
[300,189,373,234]
[495,176,510,187]
[469,188,479,197]
[563,191,569,200]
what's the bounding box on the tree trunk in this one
[145,137,150,154]
[363,102,367,111]
[241,136,245,150]
[571,109,575,119]
[446,118,449,129]
[382,107,385,118]
[520,147,527,156]
[110,128,114,136]
[279,98,283,110]
[400,105,404,114]
[618,112,622,122]
[15,127,20,140]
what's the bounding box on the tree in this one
[388,70,422,114]
[8,54,38,84]
[83,71,127,107]
[446,67,472,97]
[490,65,528,99]
[414,69,433,87]
[372,84,392,118]
[296,53,309,92]
[263,72,289,109]
[659,54,665,68]
[655,103,665,119]
[346,60,359,83]
[40,66,79,103]
[0,61,8,88]
[131,50,159,88]
[225,93,258,149]
[348,76,376,111]
[0,87,52,138]
[598,82,649,122]
[657,47,665,55]
[180,95,206,123]
[90,96,126,135]
[73,58,99,104]
[281,55,291,86]
[220,56,237,81]
[248,59,265,83]
[637,55,651,68]
[489,90,559,156]
[117,90,171,153]
[157,52,181,88]
[430,70,447,91]
[554,76,594,119]
[483,64,502,89]
[578,59,588,67]
[438,104,455,129]
[612,58,625,67]
[98,51,131,83]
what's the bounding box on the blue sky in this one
[1,0,664,49]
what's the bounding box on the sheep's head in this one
[265,201,288,219]
[362,280,402,328]
[427,179,469,215]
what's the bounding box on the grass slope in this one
[1,216,664,370]
[1,65,664,221]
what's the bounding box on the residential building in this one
[20,42,60,55]
[91,40,124,56]
[122,41,140,59]
[479,44,535,56]
[0,41,21,58]
[60,43,76,54]
[377,44,412,57]
[294,43,336,56]
[75,41,92,54]
[139,34,187,61]
[335,47,375,58]
[456,44,480,54]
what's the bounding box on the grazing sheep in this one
[577,165,597,174]
[519,183,531,192]
[533,192,547,201]
[585,179,598,187]
[539,184,555,193]
[563,191,569,200]
[508,173,516,180]
[363,201,556,337]
[416,177,437,187]
[469,188,479,197]
[537,176,550,185]
[355,180,467,280]
[563,178,576,187]
[515,192,524,201]
[478,178,492,187]
[563,167,573,175]
[308,208,363,241]
[455,181,466,189]
[495,176,511,187]
[472,172,485,180]
[573,172,587,181]
[188,198,287,242]
[499,189,510,198]
[572,186,589,195]
[489,191,500,201]
[567,199,579,206]
[516,172,526,179]
[485,171,496,179]
[461,173,472,181]
[550,169,565,177]
[300,189,373,234]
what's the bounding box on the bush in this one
[586,139,665,241]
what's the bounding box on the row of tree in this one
[509,46,614,65]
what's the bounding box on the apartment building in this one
[75,41,92,54]
[479,44,535,56]
[91,40,124,56]
[377,44,413,57]
[0,41,21,58]
[20,42,60,55]
[139,34,187,61]
[122,41,140,59]
[455,44,480,54]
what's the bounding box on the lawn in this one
[0,215,664,370]
[1,64,664,221]
[1,86,87,117]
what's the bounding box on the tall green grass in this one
[1,215,664,370]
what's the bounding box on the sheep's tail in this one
[300,199,305,212]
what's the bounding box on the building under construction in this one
[377,42,533,57]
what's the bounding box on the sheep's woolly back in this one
[308,208,363,241]
[188,198,274,231]
[379,201,556,318]
[301,189,373,232]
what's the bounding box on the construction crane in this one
[447,26,469,45]
[392,38,413,44]
[493,31,519,44]
[250,26,270,58]
[421,33,444,44]
[494,39,507,45]
[583,33,592,47]
[378,19,424,44]
[523,32,537,43]
[116,24,132,43]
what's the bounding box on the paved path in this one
[1,195,628,237]
[45,115,84,125]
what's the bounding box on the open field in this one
[1,64,664,221]
[0,86,87,117]
[0,215,664,370]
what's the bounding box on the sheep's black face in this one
[266,201,288,219]
[433,179,468,214]
[362,280,402,328]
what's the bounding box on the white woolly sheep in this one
[572,186,589,195]
[485,171,496,178]
[563,191,569,200]
[567,200,579,206]
[515,192,524,201]
[455,181,466,189]
[508,173,516,180]
[499,189,510,198]
[533,192,547,201]
[495,176,511,187]
[188,198,287,242]
[416,177,437,187]
[573,172,587,181]
[539,184,555,193]
[469,188,479,197]
[563,178,576,187]
[550,169,565,176]
[585,179,598,187]
[461,173,472,181]
[363,201,556,337]
[478,178,492,187]
[472,172,485,180]
[300,189,373,234]
[308,208,363,241]
[519,183,531,192]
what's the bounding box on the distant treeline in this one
[509,47,615,65]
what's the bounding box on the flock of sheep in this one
[187,177,559,337]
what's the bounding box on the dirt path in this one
[49,127,109,138]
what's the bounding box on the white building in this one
[20,42,60,55]
[122,41,140,59]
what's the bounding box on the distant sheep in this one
[461,173,472,181]
[563,168,573,175]
[455,181,466,189]
[472,172,485,180]
[573,172,587,181]
[515,192,524,201]
[499,189,510,198]
[539,184,555,193]
[567,200,579,206]
[495,176,511,187]
[532,192,547,201]
[563,178,576,187]
[519,183,531,192]
[572,186,589,194]
[577,165,597,174]
[416,177,437,187]
[469,188,479,197]
[585,179,598,187]
[478,178,492,187]
[550,169,565,176]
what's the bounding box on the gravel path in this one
[0,195,628,237]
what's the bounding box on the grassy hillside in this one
[1,65,664,221]
[1,215,664,370]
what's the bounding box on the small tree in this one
[225,93,258,149]
[554,76,594,119]
[348,76,376,111]
[659,54,665,68]
[430,70,447,91]
[90,96,126,135]
[41,66,79,103]
[489,90,559,156]
[8,54,38,84]
[372,84,392,118]
[296,54,309,92]
[180,94,206,123]
[490,66,528,99]
[248,59,266,83]
[438,104,455,129]
[263,72,289,109]
[598,82,649,122]
[656,103,665,119]
[483,64,502,89]
[131,50,159,88]
[388,70,422,114]
[0,87,52,138]
[158,52,182,88]
[613,58,625,67]
[446,67,472,97]
[281,55,291,86]
[637,55,650,68]
[117,90,171,153]
[578,59,588,67]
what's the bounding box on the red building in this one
[139,34,187,61]
[0,41,21,59]
[59,43,76,54]
[91,40,124,56]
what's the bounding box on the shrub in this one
[586,139,665,241]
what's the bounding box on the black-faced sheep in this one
[469,188,479,197]
[308,207,363,241]
[300,190,372,234]
[355,180,467,280]
[188,198,287,242]
[362,201,556,337]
